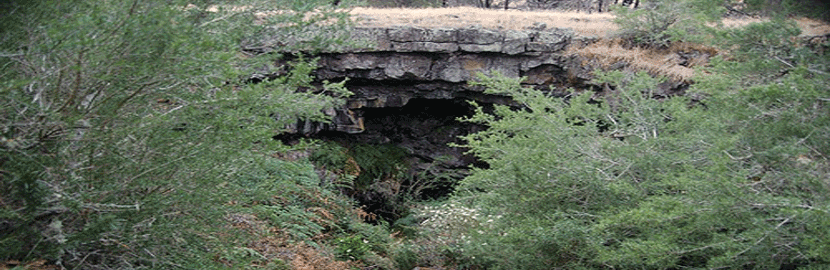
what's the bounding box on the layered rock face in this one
[318,26,573,83]
[246,25,592,134]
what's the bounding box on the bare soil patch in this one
[350,7,830,37]
[722,16,830,36]
[350,7,617,36]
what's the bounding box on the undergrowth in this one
[3,0,828,269]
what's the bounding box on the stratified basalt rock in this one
[247,26,576,93]
[332,25,574,54]
[244,25,584,135]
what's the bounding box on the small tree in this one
[612,0,725,47]
[440,43,829,268]
[1,0,355,267]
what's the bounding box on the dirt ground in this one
[350,7,617,36]
[349,7,830,37]
[245,5,612,35]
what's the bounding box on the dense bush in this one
[612,0,725,47]
[422,11,830,269]
[743,0,830,21]
[0,0,390,268]
[4,0,827,269]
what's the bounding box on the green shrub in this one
[391,244,420,269]
[440,63,830,269]
[334,235,372,261]
[351,144,409,187]
[743,0,830,21]
[0,0,356,267]
[612,0,723,48]
[427,6,830,269]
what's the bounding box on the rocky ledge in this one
[245,25,602,134]
[247,25,586,84]
[315,25,578,83]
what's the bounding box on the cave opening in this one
[278,98,488,223]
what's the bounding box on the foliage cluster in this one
[613,0,830,49]
[0,0,398,268]
[3,0,828,269]
[611,0,727,48]
[743,0,830,21]
[406,3,830,269]
[311,140,458,235]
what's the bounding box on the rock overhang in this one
[303,25,583,88]
[339,25,574,54]
[244,25,604,134]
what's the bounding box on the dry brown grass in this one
[350,7,617,36]
[198,4,830,38]
[249,236,357,270]
[567,39,719,82]
[794,17,830,36]
[721,16,830,36]
[0,260,58,270]
[350,7,830,38]
[223,212,360,270]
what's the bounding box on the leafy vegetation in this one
[2,0,828,269]
[0,0,392,269]
[743,0,830,21]
[405,2,830,268]
[311,141,414,222]
[611,0,725,48]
